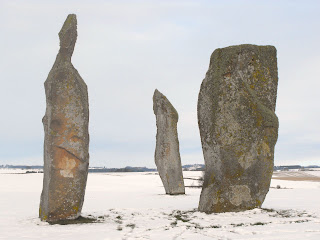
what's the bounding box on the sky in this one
[0,0,319,168]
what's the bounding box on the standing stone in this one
[40,14,89,222]
[198,44,279,213]
[153,89,185,195]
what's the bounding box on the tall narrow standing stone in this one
[40,14,89,222]
[198,44,279,213]
[153,89,185,195]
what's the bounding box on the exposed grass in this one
[261,208,314,219]
[232,223,245,227]
[251,222,269,226]
[174,214,190,223]
[261,208,275,213]
[171,221,178,227]
[126,223,136,229]
[293,220,310,223]
[48,216,102,225]
[193,223,204,229]
[210,225,221,228]
[169,210,191,225]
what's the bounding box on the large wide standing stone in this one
[40,14,89,222]
[198,44,279,213]
[153,89,185,195]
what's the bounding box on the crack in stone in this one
[55,145,82,162]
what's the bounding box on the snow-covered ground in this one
[0,170,319,240]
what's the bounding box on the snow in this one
[0,168,42,174]
[0,170,319,239]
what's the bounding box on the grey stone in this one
[198,44,279,213]
[40,14,89,222]
[153,89,185,195]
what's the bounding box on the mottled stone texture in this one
[198,44,279,213]
[153,89,185,195]
[40,14,89,222]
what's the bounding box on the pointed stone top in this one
[58,14,77,59]
[153,89,167,104]
[153,89,178,120]
[153,89,162,98]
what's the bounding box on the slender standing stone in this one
[40,14,89,222]
[198,44,279,213]
[153,89,185,195]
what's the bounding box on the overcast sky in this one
[0,0,319,167]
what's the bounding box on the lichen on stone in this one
[198,44,279,213]
[40,14,89,222]
[153,89,185,195]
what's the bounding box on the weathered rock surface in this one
[153,89,185,195]
[40,14,89,222]
[198,44,279,213]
